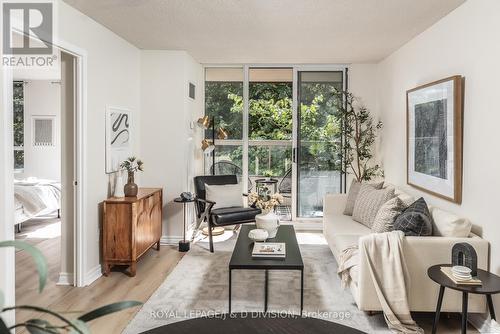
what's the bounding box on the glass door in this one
[294,70,345,218]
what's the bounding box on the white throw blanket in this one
[338,231,424,334]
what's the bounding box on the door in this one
[293,69,345,219]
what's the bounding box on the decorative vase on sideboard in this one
[255,211,280,238]
[124,171,138,197]
[114,172,125,197]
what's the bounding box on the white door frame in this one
[1,36,88,307]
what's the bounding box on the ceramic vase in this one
[255,210,280,238]
[124,171,138,197]
[114,172,125,197]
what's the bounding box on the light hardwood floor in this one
[15,218,183,333]
[15,221,476,333]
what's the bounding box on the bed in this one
[14,178,61,232]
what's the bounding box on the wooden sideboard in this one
[102,188,163,277]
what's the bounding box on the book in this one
[252,242,286,259]
[440,267,482,286]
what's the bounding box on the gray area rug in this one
[124,231,390,334]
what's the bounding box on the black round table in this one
[428,264,500,334]
[174,197,195,252]
[142,313,365,334]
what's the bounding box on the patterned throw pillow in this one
[394,197,433,236]
[352,184,395,228]
[371,197,407,233]
[343,180,384,216]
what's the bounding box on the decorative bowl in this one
[248,228,269,242]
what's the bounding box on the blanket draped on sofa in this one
[338,231,424,334]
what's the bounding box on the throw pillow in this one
[343,179,384,216]
[352,184,395,228]
[394,197,433,236]
[205,183,243,209]
[430,207,472,237]
[371,197,407,233]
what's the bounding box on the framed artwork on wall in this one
[105,106,132,173]
[406,75,463,204]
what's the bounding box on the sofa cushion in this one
[352,185,395,227]
[324,213,372,236]
[394,197,433,236]
[343,180,384,216]
[371,196,407,233]
[332,234,362,255]
[211,207,261,226]
[430,207,472,237]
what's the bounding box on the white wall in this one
[140,50,203,241]
[56,1,141,281]
[15,80,61,181]
[378,0,500,310]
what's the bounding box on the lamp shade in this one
[201,139,215,153]
[196,116,210,129]
[217,127,228,140]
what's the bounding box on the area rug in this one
[124,231,390,334]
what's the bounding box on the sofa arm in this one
[323,193,347,217]
[357,234,489,312]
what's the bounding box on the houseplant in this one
[119,157,144,197]
[0,240,141,333]
[248,190,284,238]
[334,91,383,181]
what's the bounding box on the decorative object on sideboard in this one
[333,90,383,182]
[196,115,229,175]
[248,228,269,242]
[114,171,125,197]
[406,75,464,204]
[249,191,283,238]
[105,106,132,173]
[120,156,144,197]
[452,242,478,277]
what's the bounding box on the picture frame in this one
[105,106,132,173]
[406,75,463,204]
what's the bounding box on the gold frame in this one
[406,75,464,204]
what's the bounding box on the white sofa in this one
[323,192,489,313]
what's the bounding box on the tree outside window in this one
[13,81,24,170]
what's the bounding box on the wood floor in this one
[14,221,477,333]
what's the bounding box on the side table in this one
[428,264,500,334]
[174,197,194,252]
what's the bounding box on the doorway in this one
[204,65,346,221]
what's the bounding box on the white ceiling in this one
[63,0,465,64]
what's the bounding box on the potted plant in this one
[119,157,144,197]
[248,191,284,238]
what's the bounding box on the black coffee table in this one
[229,225,304,314]
[142,313,366,334]
[428,264,500,334]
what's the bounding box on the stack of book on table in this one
[252,242,286,259]
[440,266,482,286]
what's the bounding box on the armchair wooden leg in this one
[208,222,214,253]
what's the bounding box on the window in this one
[13,81,24,171]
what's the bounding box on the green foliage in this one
[0,240,141,333]
[120,156,144,173]
[333,91,383,181]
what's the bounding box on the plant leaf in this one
[0,317,9,334]
[69,320,89,334]
[0,240,47,292]
[77,301,142,323]
[26,318,53,334]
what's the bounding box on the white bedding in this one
[14,178,61,225]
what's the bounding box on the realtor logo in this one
[3,2,53,55]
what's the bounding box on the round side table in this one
[174,197,195,252]
[428,264,500,334]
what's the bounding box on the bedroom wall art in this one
[105,106,132,173]
[406,75,463,203]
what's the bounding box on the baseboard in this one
[469,313,500,333]
[56,272,74,286]
[84,264,102,286]
[160,235,183,245]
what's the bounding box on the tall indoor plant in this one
[335,91,383,181]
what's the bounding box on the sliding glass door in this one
[295,70,344,218]
[204,66,346,220]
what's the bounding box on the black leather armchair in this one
[193,175,261,252]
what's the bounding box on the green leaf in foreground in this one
[69,319,89,334]
[78,301,142,323]
[0,317,10,334]
[26,319,55,334]
[0,240,47,292]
